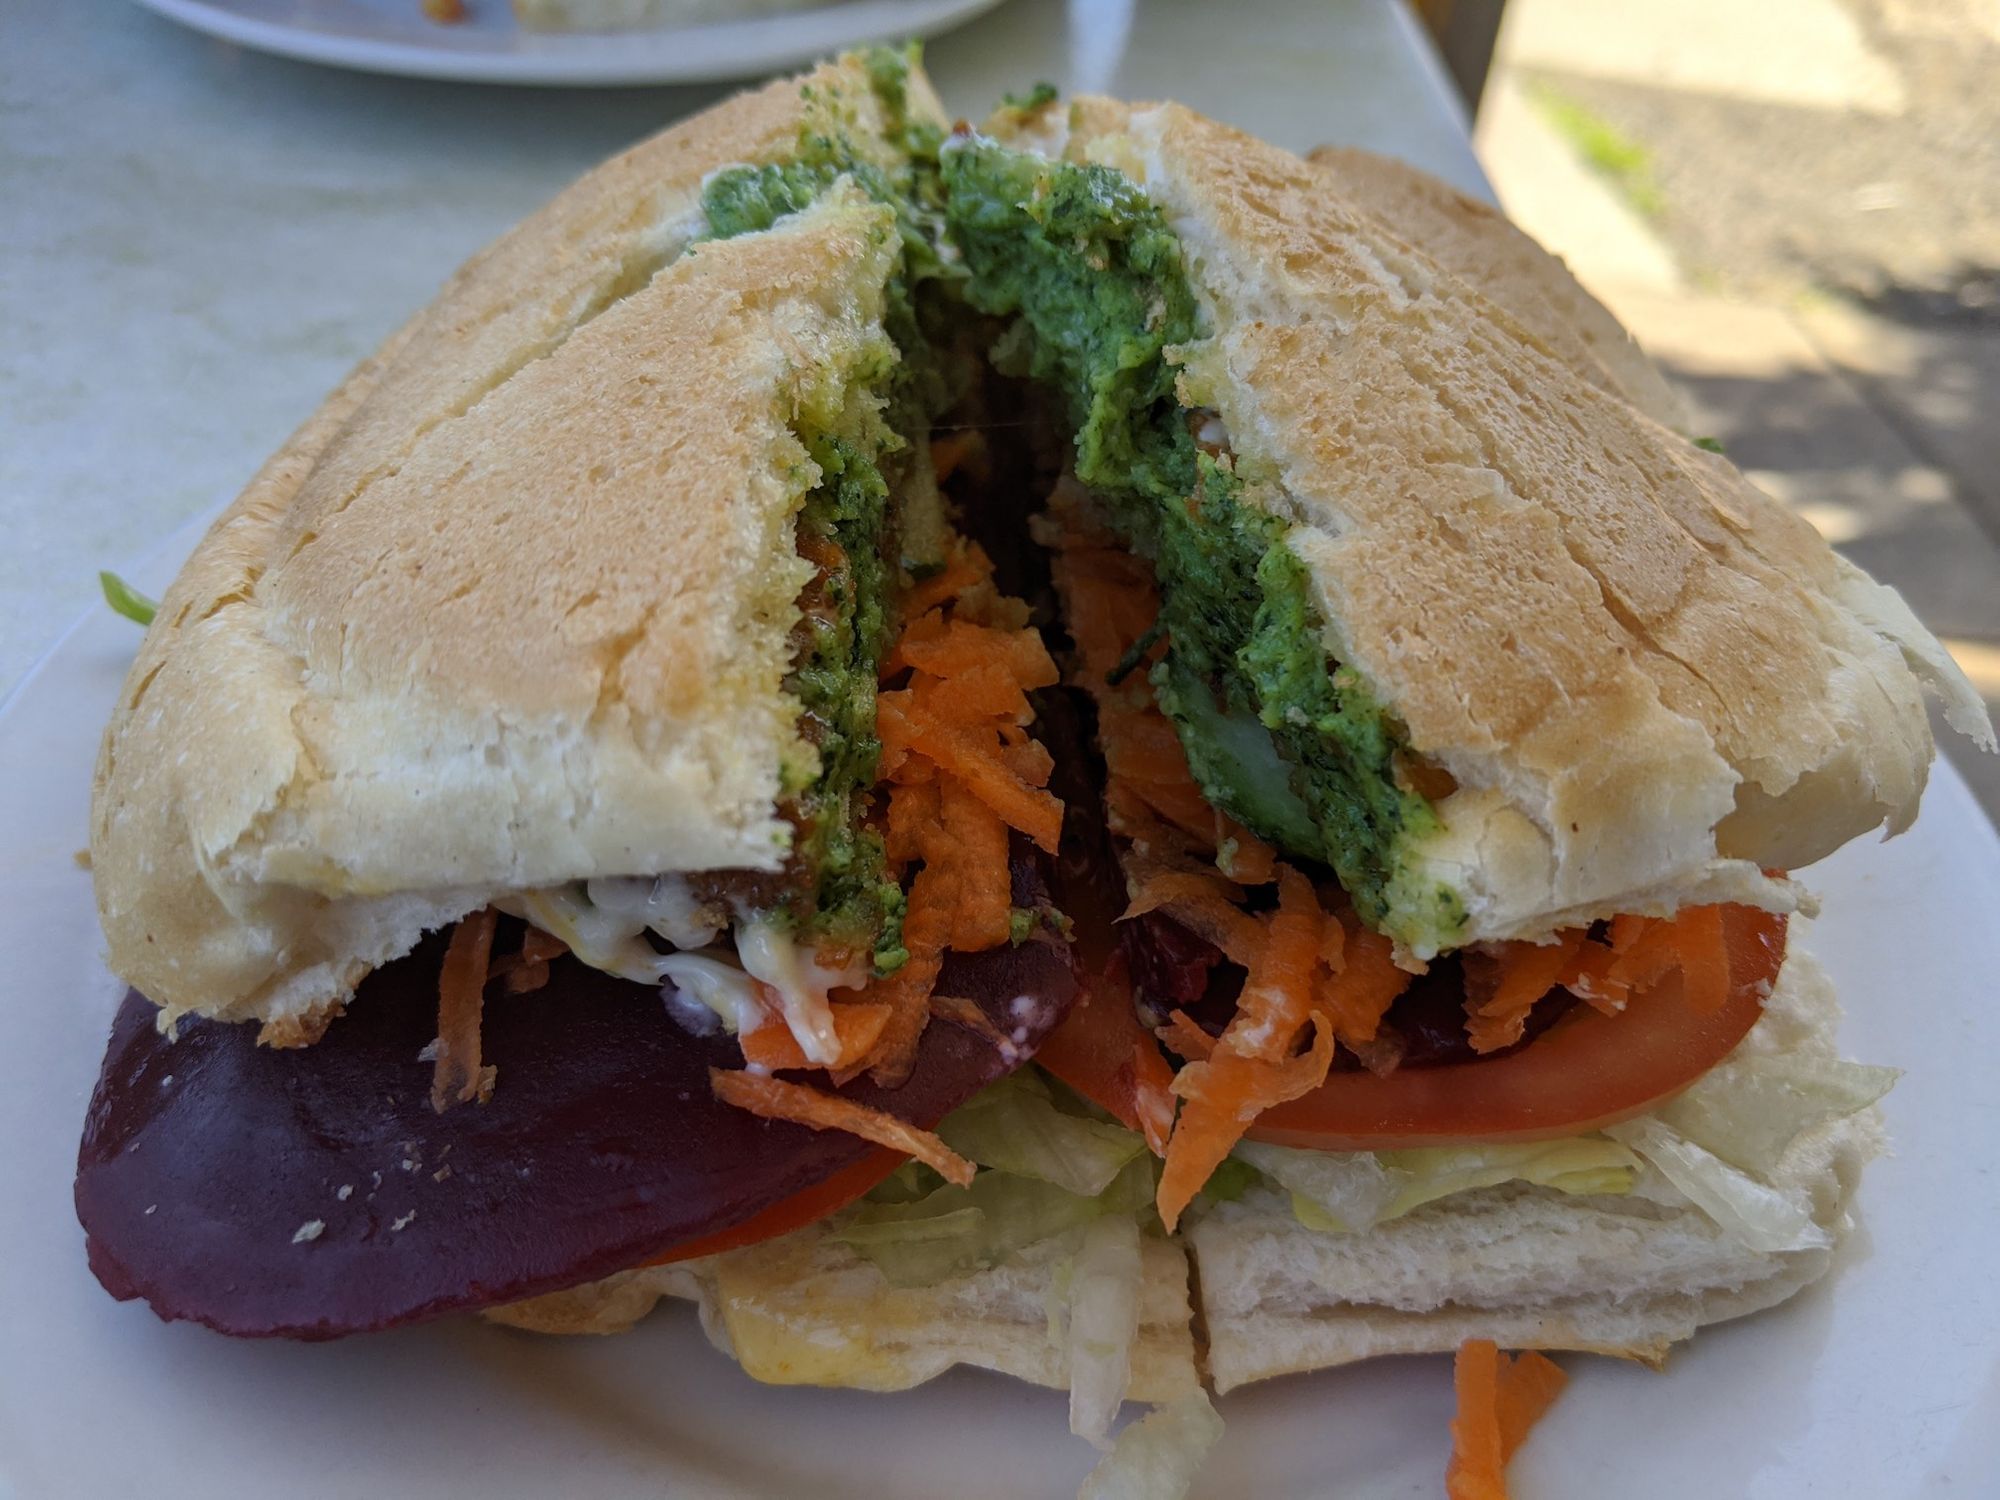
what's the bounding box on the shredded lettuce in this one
[99,570,156,626]
[1605,1116,1831,1253]
[1652,1053,1897,1176]
[863,1159,947,1204]
[1066,1214,1143,1448]
[936,1071,1148,1197]
[1602,1041,1893,1253]
[832,1154,1155,1287]
[1076,1391,1225,1500]
[1235,1138,1639,1234]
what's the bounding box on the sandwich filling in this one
[941,137,1460,950]
[77,59,1916,1431]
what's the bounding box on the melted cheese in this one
[737,920,868,1068]
[495,884,867,1065]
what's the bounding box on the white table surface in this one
[0,0,1480,703]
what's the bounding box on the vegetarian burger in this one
[76,48,1992,1475]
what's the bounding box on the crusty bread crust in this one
[1306,145,1692,432]
[488,1224,1203,1404]
[89,59,934,1036]
[1062,101,1987,950]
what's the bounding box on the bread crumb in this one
[292,1220,325,1244]
[391,1211,418,1232]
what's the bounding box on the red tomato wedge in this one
[1036,958,1170,1136]
[1253,905,1786,1150]
[1042,906,1787,1153]
[643,1148,902,1266]
[1034,954,1179,1156]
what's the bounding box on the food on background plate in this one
[75,46,1992,1498]
[512,0,852,31]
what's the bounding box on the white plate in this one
[128,0,1007,85]
[3,519,1997,1497]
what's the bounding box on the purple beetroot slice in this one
[75,847,1075,1341]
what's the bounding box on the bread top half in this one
[92,58,1991,1036]
[89,58,939,1037]
[1304,144,1691,433]
[1034,99,1990,952]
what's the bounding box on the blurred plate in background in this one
[127,0,1007,85]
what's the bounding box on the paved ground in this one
[1474,0,2000,820]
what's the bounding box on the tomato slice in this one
[1255,904,1786,1149]
[1034,953,1159,1137]
[642,1148,901,1266]
[1043,905,1787,1152]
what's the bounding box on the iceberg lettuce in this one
[1234,1138,1639,1234]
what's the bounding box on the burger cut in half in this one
[77,52,1190,1370]
[945,90,1989,1392]
[76,48,1992,1484]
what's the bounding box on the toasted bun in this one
[90,59,944,1038]
[1187,947,1879,1390]
[488,1223,1202,1403]
[1046,100,1990,952]
[1305,146,1692,433]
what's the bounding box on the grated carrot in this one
[489,925,567,997]
[884,778,942,869]
[1129,1030,1181,1159]
[1123,870,1265,966]
[1215,824,1279,885]
[928,431,984,484]
[1605,917,1683,996]
[878,695,1063,852]
[709,1068,975,1186]
[1675,904,1731,1015]
[919,661,1032,725]
[835,536,1069,1084]
[1000,736,1056,786]
[1464,929,1588,1054]
[1446,1339,1569,1500]
[1158,1014,1333,1231]
[1314,914,1412,1048]
[899,545,986,621]
[1157,1009,1218,1062]
[430,907,497,1113]
[899,619,1058,692]
[1156,870,1333,1230]
[740,1000,893,1073]
[504,961,551,995]
[937,778,1015,951]
[864,864,955,1087]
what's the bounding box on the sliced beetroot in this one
[1120,910,1228,1015]
[75,848,1075,1341]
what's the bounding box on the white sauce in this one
[498,884,869,1065]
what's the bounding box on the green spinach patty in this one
[699,50,1459,960]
